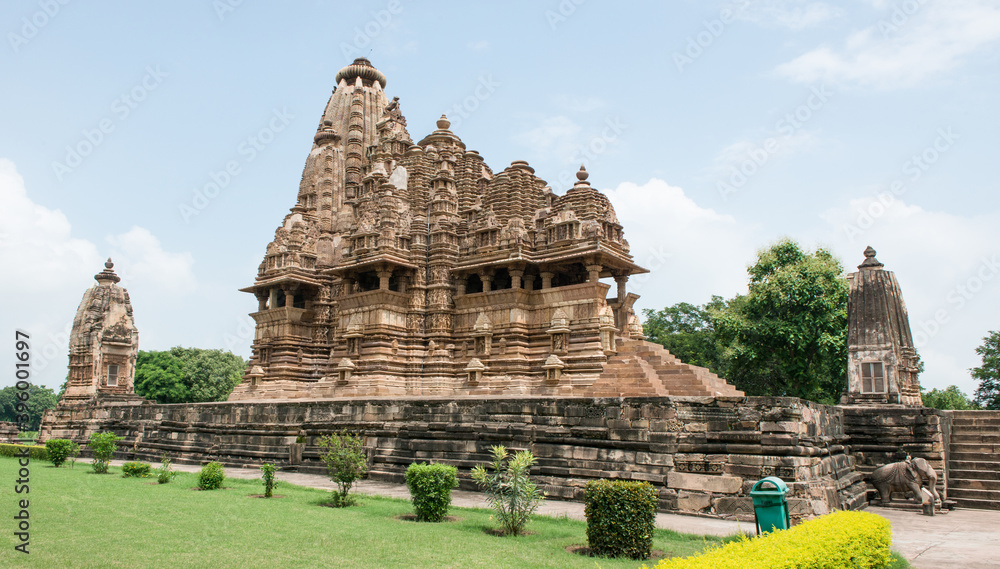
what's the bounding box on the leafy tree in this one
[642,296,727,375]
[714,239,848,404]
[471,445,544,536]
[318,432,368,507]
[972,331,1000,410]
[921,385,978,410]
[89,431,124,474]
[134,347,246,404]
[0,384,59,431]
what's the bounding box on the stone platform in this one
[39,394,866,520]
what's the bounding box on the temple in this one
[57,259,141,405]
[843,246,922,406]
[230,58,740,400]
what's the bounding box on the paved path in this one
[113,460,1000,567]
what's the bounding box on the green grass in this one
[0,457,735,568]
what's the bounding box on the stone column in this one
[615,275,628,303]
[523,274,535,291]
[586,264,602,283]
[268,288,278,310]
[377,268,392,290]
[283,287,295,308]
[257,292,268,312]
[480,272,493,293]
[509,269,523,289]
[540,272,554,289]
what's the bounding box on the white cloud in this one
[466,40,489,51]
[774,0,1000,88]
[516,115,582,161]
[106,226,197,293]
[604,178,761,311]
[730,0,841,30]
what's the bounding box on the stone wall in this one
[841,405,950,499]
[39,395,866,521]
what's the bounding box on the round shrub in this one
[584,479,657,559]
[44,438,78,468]
[405,462,459,522]
[198,461,226,490]
[122,461,152,478]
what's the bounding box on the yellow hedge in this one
[648,510,892,569]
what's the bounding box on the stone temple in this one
[229,58,741,401]
[39,59,1000,518]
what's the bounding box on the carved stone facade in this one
[231,59,740,400]
[843,247,922,406]
[57,259,141,405]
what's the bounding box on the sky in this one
[1,0,998,396]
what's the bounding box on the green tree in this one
[922,385,978,410]
[643,296,728,375]
[714,239,848,403]
[318,432,368,507]
[134,347,246,404]
[972,331,1000,410]
[0,384,59,431]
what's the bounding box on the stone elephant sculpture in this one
[869,456,940,515]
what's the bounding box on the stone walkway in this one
[110,460,1000,568]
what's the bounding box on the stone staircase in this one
[948,410,1000,510]
[590,339,744,398]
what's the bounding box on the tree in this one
[134,347,246,404]
[642,296,727,375]
[972,331,1000,410]
[714,239,848,404]
[318,432,368,507]
[0,384,59,431]
[922,385,978,410]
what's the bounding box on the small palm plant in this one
[471,445,545,536]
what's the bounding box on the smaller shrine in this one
[843,246,922,406]
[57,259,141,405]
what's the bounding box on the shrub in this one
[0,444,47,460]
[405,462,459,522]
[45,439,79,468]
[89,432,124,474]
[585,479,657,559]
[156,455,177,484]
[198,461,226,490]
[122,461,152,478]
[318,432,368,507]
[471,445,544,536]
[649,510,892,569]
[261,463,278,498]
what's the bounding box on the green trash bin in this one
[750,476,790,535]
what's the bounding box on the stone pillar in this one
[398,275,408,294]
[540,272,554,289]
[268,288,278,310]
[344,277,355,295]
[523,274,535,291]
[509,269,523,289]
[455,279,466,296]
[615,275,628,303]
[257,292,268,312]
[283,287,295,308]
[586,264,602,283]
[377,268,392,290]
[481,272,493,293]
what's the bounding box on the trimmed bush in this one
[405,462,459,522]
[89,432,124,474]
[198,461,226,490]
[45,439,79,467]
[585,479,657,559]
[122,461,152,478]
[649,510,892,569]
[0,443,47,460]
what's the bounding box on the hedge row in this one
[650,510,892,569]
[0,443,47,460]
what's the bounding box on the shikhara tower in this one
[230,58,741,400]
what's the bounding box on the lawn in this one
[1,456,738,569]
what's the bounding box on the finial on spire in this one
[576,165,589,182]
[437,114,451,130]
[95,258,121,284]
[858,246,884,270]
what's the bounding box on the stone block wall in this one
[39,395,866,521]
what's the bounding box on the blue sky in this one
[1,0,998,396]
